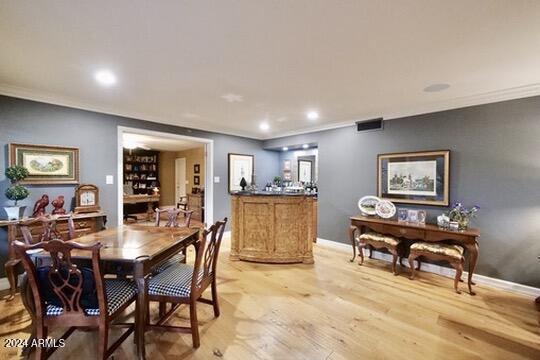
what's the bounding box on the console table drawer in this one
[383,225,425,240]
[425,230,470,242]
[364,222,385,234]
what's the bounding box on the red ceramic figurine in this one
[32,194,49,217]
[51,195,66,215]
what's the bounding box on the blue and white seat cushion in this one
[153,253,186,274]
[148,263,204,298]
[46,279,137,316]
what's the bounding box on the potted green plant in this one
[4,165,30,220]
[273,176,282,186]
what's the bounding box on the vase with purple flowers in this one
[448,202,479,231]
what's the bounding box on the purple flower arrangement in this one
[448,202,480,230]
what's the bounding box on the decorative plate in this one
[376,200,396,219]
[358,196,380,216]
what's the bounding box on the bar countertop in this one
[230,191,317,197]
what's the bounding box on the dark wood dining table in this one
[22,224,200,359]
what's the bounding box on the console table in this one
[0,212,107,299]
[349,215,480,295]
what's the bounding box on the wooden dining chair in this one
[144,217,228,349]
[13,239,137,359]
[5,215,76,300]
[155,207,194,228]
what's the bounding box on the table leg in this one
[134,261,147,359]
[349,226,357,262]
[146,202,154,221]
[466,242,479,296]
[4,260,19,300]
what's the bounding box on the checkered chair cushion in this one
[358,232,400,247]
[45,279,137,316]
[153,253,186,274]
[148,263,204,298]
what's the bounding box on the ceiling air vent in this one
[356,118,383,132]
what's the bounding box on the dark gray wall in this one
[264,96,540,287]
[0,95,280,275]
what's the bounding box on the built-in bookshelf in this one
[123,149,159,195]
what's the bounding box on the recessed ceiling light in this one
[302,144,309,149]
[423,83,450,92]
[306,111,319,120]
[282,147,288,151]
[94,70,117,86]
[259,122,270,131]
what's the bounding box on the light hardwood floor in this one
[1,236,539,359]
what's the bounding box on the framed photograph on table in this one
[9,143,79,184]
[228,153,254,193]
[378,150,450,206]
[298,160,312,183]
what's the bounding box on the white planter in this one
[4,206,26,220]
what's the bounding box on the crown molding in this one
[2,82,540,141]
[263,83,540,139]
[0,84,261,140]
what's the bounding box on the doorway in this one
[117,126,213,227]
[175,158,187,202]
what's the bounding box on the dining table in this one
[20,224,200,360]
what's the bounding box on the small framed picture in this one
[397,208,408,222]
[194,175,200,185]
[194,164,200,174]
[407,209,418,223]
[417,210,427,224]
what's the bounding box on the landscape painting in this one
[387,160,437,196]
[9,143,79,184]
[378,150,449,206]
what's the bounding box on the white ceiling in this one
[123,133,202,152]
[1,1,540,139]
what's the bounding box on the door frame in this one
[117,126,214,227]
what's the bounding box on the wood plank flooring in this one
[1,236,539,359]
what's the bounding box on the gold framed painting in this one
[377,150,450,206]
[9,143,80,184]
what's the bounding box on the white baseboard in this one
[316,238,540,298]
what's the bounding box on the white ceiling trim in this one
[0,83,257,140]
[1,82,540,141]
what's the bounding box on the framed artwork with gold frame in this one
[377,150,450,206]
[9,143,79,184]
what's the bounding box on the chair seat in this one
[410,242,464,259]
[148,263,204,298]
[46,279,137,317]
[153,253,186,273]
[359,232,400,246]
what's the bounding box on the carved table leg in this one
[466,242,479,296]
[349,226,357,262]
[4,259,19,301]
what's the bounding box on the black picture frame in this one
[377,150,450,206]
[194,164,200,174]
[194,175,200,185]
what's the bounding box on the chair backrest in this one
[13,239,106,320]
[155,207,193,228]
[18,214,75,244]
[191,218,228,294]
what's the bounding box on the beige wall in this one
[158,146,205,206]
